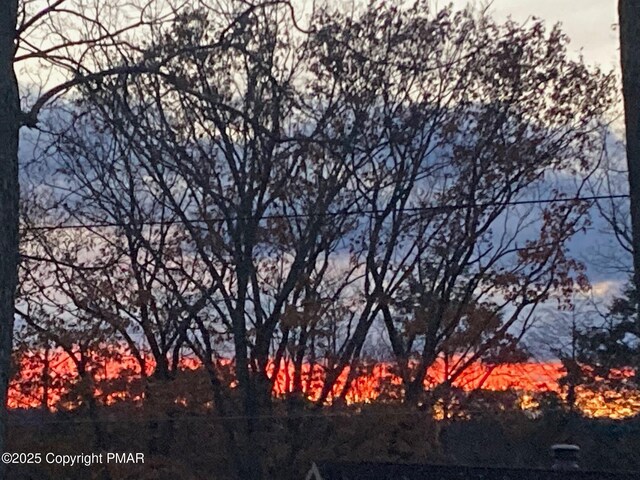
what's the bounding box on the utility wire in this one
[3,403,572,426]
[21,194,630,232]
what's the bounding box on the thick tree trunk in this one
[233,252,262,480]
[619,1,640,303]
[146,374,177,457]
[0,0,19,470]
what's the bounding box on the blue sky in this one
[480,0,630,298]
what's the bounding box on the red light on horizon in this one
[8,349,639,419]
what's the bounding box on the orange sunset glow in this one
[9,349,639,419]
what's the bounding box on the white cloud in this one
[451,0,619,70]
[588,279,624,299]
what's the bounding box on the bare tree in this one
[2,0,149,461]
[20,3,347,477]
[304,2,615,408]
[14,2,617,478]
[89,6,361,476]
[2,2,306,473]
[587,134,633,277]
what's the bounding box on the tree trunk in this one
[42,347,50,410]
[0,0,19,470]
[232,260,262,480]
[619,1,640,304]
[146,373,177,457]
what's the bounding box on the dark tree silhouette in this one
[0,0,19,466]
[619,1,640,305]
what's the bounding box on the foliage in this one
[560,284,640,411]
[13,0,619,478]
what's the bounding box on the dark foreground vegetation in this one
[6,401,640,479]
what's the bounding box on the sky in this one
[455,1,630,353]
[13,0,630,367]
[474,0,629,296]
[454,0,620,71]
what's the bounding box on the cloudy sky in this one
[454,0,620,71]
[480,1,629,297]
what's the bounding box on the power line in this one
[21,194,629,232]
[0,403,573,426]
